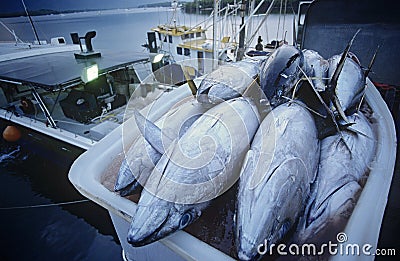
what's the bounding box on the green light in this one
[81,63,98,83]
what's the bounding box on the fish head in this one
[328,54,365,112]
[196,76,231,104]
[236,191,293,261]
[236,156,309,260]
[302,49,329,91]
[197,64,256,104]
[260,45,304,107]
[127,189,205,246]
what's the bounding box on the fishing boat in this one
[144,0,290,76]
[0,26,169,154]
[68,0,398,260]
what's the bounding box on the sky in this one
[1,0,171,14]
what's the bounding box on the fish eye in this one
[179,213,192,228]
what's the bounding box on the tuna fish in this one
[303,49,329,92]
[127,97,260,246]
[327,53,366,115]
[295,112,375,245]
[114,98,210,196]
[235,102,320,260]
[259,44,304,108]
[196,59,261,104]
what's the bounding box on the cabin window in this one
[196,32,202,38]
[184,48,190,56]
[163,36,167,42]
[177,47,183,55]
[169,35,173,43]
[158,32,161,41]
[190,33,194,39]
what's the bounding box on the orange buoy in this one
[3,125,21,142]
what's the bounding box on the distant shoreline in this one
[0,6,173,18]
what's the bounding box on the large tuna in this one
[114,98,210,196]
[127,97,260,246]
[259,44,304,108]
[196,59,261,104]
[295,112,376,245]
[236,102,320,260]
[327,54,366,115]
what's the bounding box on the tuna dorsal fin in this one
[133,109,173,155]
[356,45,380,111]
[330,29,361,90]
[365,44,380,78]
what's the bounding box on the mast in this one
[21,0,41,45]
[237,0,246,61]
[212,0,220,70]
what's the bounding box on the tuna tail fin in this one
[133,109,173,155]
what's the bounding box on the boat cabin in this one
[0,37,153,149]
[150,24,234,75]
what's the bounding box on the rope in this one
[0,199,90,210]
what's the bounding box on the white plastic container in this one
[69,79,396,260]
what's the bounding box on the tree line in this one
[184,0,300,14]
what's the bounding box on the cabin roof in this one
[0,46,149,90]
[152,24,205,37]
[178,39,213,52]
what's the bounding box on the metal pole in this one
[237,1,247,61]
[212,0,219,70]
[21,0,41,45]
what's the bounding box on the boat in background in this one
[144,0,292,76]
[0,25,166,152]
[69,0,398,260]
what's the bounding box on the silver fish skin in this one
[303,49,329,91]
[328,54,366,113]
[260,44,304,107]
[296,112,375,244]
[127,97,260,246]
[196,59,260,104]
[114,98,209,195]
[236,102,320,261]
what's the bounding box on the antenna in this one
[21,0,41,45]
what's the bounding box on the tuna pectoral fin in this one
[118,179,142,196]
[240,150,258,189]
[332,94,349,123]
[133,109,173,155]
